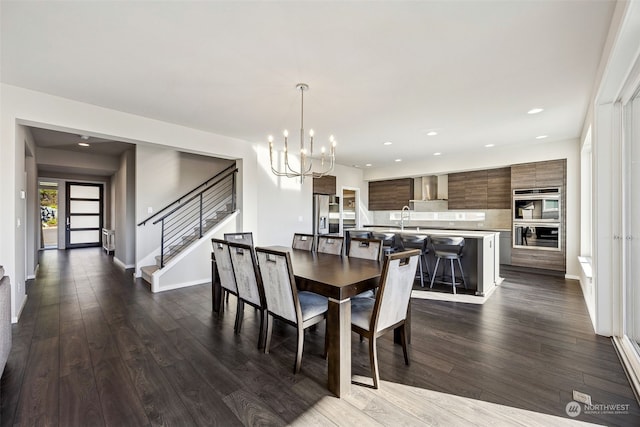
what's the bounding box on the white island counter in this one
[352,227,501,297]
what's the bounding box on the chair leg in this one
[264,314,273,354]
[457,258,467,289]
[234,300,244,333]
[294,325,305,374]
[323,320,329,359]
[450,259,456,295]
[369,335,380,389]
[418,258,424,288]
[430,258,441,288]
[257,309,266,349]
[424,252,431,280]
[400,324,410,366]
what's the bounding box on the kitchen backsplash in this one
[369,208,511,231]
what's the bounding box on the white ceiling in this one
[1,1,616,169]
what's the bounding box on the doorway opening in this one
[341,187,358,233]
[39,181,59,249]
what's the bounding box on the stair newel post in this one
[160,219,165,268]
[232,171,237,211]
[199,193,203,238]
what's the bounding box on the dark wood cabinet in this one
[313,175,336,195]
[447,167,510,210]
[511,160,564,189]
[368,178,414,210]
[487,167,511,209]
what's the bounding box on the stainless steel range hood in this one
[414,175,448,200]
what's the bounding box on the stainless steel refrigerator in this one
[313,194,330,235]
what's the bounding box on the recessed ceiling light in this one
[485,144,495,148]
[426,131,438,136]
[352,164,360,168]
[78,142,90,147]
[383,141,393,146]
[79,135,90,140]
[365,163,372,167]
[433,152,441,156]
[527,108,544,115]
[535,135,548,139]
[395,158,402,162]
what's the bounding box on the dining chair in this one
[398,233,431,287]
[348,237,383,299]
[224,232,254,246]
[255,247,328,374]
[345,230,373,256]
[211,238,239,320]
[227,241,267,348]
[316,235,344,255]
[348,237,383,261]
[351,249,421,389]
[292,233,315,251]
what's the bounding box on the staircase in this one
[138,165,238,286]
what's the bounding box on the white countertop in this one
[358,227,500,239]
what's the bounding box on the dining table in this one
[211,245,406,397]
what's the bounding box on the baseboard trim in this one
[12,295,28,324]
[113,257,135,270]
[152,278,210,293]
[564,274,580,280]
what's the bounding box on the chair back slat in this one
[211,238,237,294]
[224,232,254,246]
[292,233,315,251]
[316,236,344,255]
[228,242,262,307]
[256,248,298,323]
[348,237,383,261]
[374,250,420,332]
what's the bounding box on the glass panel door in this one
[65,182,103,248]
[625,91,640,352]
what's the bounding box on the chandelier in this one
[268,83,336,183]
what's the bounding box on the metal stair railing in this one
[140,166,237,268]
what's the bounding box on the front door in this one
[65,182,103,248]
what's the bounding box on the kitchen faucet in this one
[401,205,411,231]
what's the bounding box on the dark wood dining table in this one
[211,246,385,397]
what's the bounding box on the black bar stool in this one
[429,236,466,294]
[398,234,431,287]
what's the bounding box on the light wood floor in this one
[1,248,639,426]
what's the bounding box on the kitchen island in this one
[351,227,501,297]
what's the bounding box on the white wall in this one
[113,149,136,268]
[0,83,259,322]
[135,144,235,270]
[362,138,581,278]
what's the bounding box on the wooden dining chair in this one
[316,235,344,255]
[351,249,421,389]
[292,233,315,251]
[224,232,254,246]
[211,238,239,320]
[255,247,328,374]
[227,241,267,348]
[348,237,383,261]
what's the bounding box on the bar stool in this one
[398,234,430,287]
[429,236,466,294]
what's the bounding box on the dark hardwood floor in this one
[1,248,639,426]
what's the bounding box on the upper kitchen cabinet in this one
[448,167,510,210]
[369,178,414,210]
[313,175,336,195]
[511,159,565,189]
[487,167,511,209]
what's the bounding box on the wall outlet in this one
[298,216,303,222]
[573,390,592,405]
[147,206,153,214]
[477,222,484,227]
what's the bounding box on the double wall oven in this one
[513,187,561,251]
